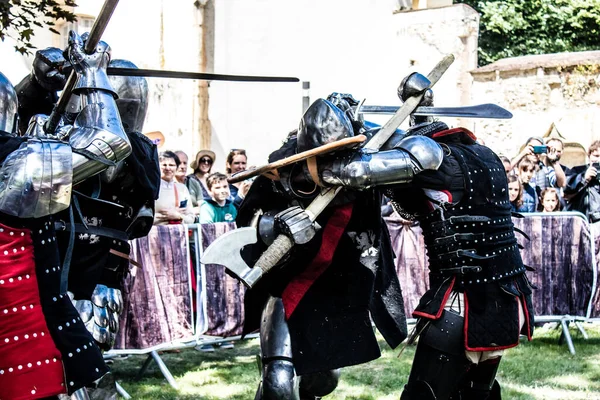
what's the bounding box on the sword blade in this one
[106,67,300,83]
[360,103,513,119]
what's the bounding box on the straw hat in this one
[190,149,216,170]
[144,131,165,148]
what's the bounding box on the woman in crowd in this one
[187,149,216,211]
[154,150,196,225]
[539,187,562,212]
[508,174,524,212]
[226,149,252,208]
[517,158,538,212]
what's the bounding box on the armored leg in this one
[400,310,471,400]
[256,296,300,400]
[454,357,502,400]
[299,369,341,399]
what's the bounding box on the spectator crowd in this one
[502,136,600,222]
[154,148,252,226]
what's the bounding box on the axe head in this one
[200,227,263,287]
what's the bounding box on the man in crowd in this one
[564,140,600,222]
[511,136,566,193]
[199,172,237,223]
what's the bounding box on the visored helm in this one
[108,59,149,133]
[297,98,354,153]
[0,72,18,134]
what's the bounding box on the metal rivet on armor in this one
[37,361,41,366]
[76,348,81,353]
[84,345,87,349]
[58,325,62,330]
[8,367,13,372]
[24,334,28,339]
[44,359,49,364]
[52,297,57,302]
[20,232,24,236]
[68,353,73,358]
[27,363,32,368]
[41,240,45,245]
[45,269,49,273]
[469,281,472,284]
[72,319,76,323]
[17,365,22,370]
[96,368,100,372]
[41,332,44,336]
[70,382,74,386]
[66,322,70,327]
[33,333,37,337]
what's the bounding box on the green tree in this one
[456,0,600,65]
[0,0,77,54]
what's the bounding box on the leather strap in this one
[306,156,323,187]
[110,248,142,269]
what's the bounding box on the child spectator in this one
[199,172,238,223]
[508,174,524,212]
[517,158,537,212]
[539,187,562,212]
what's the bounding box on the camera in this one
[592,163,600,170]
[532,145,548,154]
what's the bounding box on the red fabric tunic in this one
[0,222,66,399]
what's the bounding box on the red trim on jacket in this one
[282,203,354,320]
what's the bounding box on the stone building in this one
[469,51,600,165]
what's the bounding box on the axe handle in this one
[229,135,367,184]
[254,234,294,275]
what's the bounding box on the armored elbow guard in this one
[318,136,443,189]
[70,93,131,184]
[0,138,73,218]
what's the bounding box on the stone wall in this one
[469,52,600,160]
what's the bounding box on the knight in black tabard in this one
[238,73,533,400]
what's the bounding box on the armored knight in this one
[237,94,408,400]
[14,47,160,397]
[0,32,134,399]
[238,73,533,400]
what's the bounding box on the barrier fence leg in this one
[150,350,179,390]
[575,321,589,340]
[115,382,132,399]
[559,319,576,355]
[136,354,154,381]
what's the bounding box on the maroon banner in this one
[201,223,246,337]
[115,224,193,350]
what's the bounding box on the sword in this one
[45,0,120,134]
[201,54,456,288]
[359,103,513,119]
[106,67,299,83]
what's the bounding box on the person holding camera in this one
[510,136,566,193]
[564,140,600,222]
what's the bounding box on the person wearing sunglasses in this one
[188,150,216,209]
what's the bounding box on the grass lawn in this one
[111,323,600,399]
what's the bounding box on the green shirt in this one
[199,199,237,223]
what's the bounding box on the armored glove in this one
[32,47,69,92]
[397,72,433,107]
[72,284,123,351]
[275,206,318,245]
[65,31,115,96]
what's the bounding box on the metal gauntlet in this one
[73,284,123,350]
[319,135,444,189]
[66,33,131,184]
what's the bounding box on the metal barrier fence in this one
[105,212,600,385]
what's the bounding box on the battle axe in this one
[201,54,455,288]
